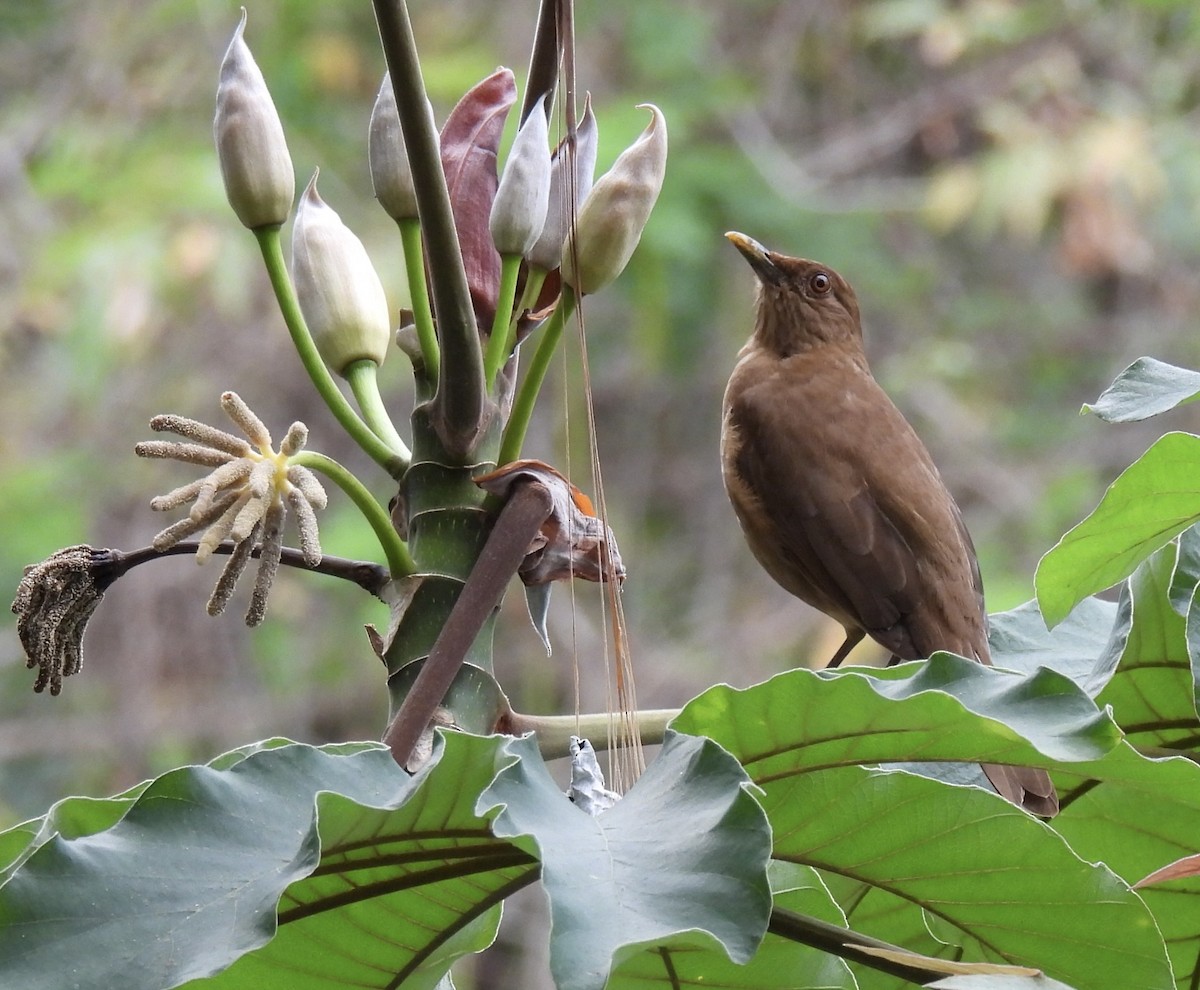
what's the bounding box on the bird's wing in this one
[730,363,969,659]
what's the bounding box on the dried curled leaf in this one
[474,459,624,585]
[11,545,113,695]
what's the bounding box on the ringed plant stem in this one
[498,285,576,465]
[343,358,410,458]
[397,217,438,379]
[484,253,523,389]
[291,449,415,578]
[254,225,408,479]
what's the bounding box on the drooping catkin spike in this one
[207,523,260,616]
[280,421,308,457]
[149,414,251,456]
[245,458,275,499]
[150,476,209,512]
[286,464,328,510]
[221,391,272,450]
[287,486,323,566]
[192,457,255,520]
[246,501,285,626]
[136,441,232,468]
[151,489,240,551]
[197,491,252,562]
[229,493,268,544]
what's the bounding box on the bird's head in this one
[725,231,862,356]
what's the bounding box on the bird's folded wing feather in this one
[730,374,951,658]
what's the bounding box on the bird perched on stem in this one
[720,231,1057,817]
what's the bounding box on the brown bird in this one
[721,231,1057,816]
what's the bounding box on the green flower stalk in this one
[561,104,667,295]
[485,96,552,388]
[369,73,439,380]
[213,9,294,230]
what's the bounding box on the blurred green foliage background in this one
[4,0,1200,838]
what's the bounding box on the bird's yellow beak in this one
[725,231,783,284]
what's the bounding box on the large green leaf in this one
[1052,744,1200,989]
[986,597,1118,696]
[1167,524,1200,615]
[1035,432,1200,628]
[770,766,1167,990]
[1082,357,1200,423]
[673,662,1169,989]
[0,736,535,990]
[1095,542,1196,746]
[482,730,774,990]
[673,653,1120,781]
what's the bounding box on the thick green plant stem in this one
[499,285,576,464]
[484,253,522,389]
[344,358,410,458]
[372,0,487,456]
[398,217,439,379]
[522,0,559,122]
[291,450,415,578]
[384,481,552,767]
[253,225,408,478]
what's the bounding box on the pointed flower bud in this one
[214,9,295,229]
[561,104,667,295]
[529,96,598,271]
[292,171,391,375]
[369,73,422,221]
[490,95,552,256]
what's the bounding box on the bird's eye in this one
[809,271,832,295]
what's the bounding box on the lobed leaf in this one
[1035,432,1200,628]
[1094,542,1198,745]
[0,736,534,990]
[1083,356,1200,423]
[673,653,1121,783]
[481,731,774,990]
[987,597,1119,697]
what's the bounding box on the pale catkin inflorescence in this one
[135,392,327,625]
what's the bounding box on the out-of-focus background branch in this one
[4,0,1200,826]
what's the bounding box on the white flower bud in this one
[528,96,598,271]
[213,9,295,229]
[561,104,667,295]
[368,73,425,222]
[292,171,391,375]
[489,95,551,256]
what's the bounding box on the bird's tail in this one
[982,763,1058,817]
